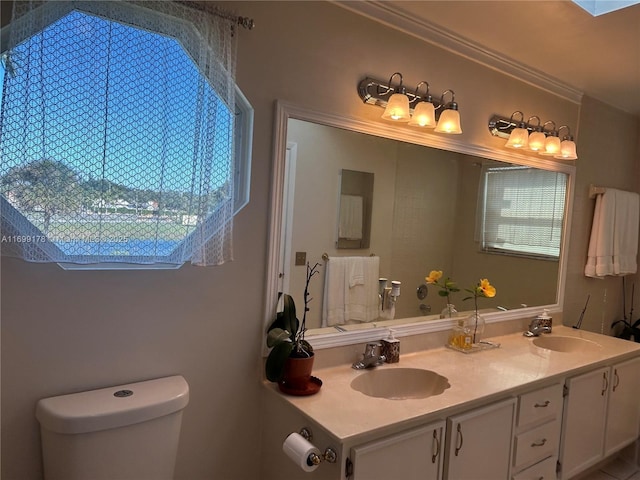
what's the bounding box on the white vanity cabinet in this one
[604,356,640,456]
[444,397,516,480]
[511,383,563,480]
[559,357,640,480]
[350,421,445,480]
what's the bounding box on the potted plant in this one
[265,262,320,389]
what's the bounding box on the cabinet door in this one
[351,421,445,480]
[445,397,516,480]
[605,357,640,456]
[559,366,608,480]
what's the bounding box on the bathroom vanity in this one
[261,326,640,480]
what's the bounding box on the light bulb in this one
[528,131,546,152]
[539,136,561,156]
[505,127,529,149]
[381,93,411,122]
[408,101,436,127]
[434,109,462,134]
[554,139,578,160]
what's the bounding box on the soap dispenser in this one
[536,309,552,332]
[381,329,400,363]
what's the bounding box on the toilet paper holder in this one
[299,427,337,465]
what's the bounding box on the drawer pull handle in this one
[602,371,609,396]
[531,438,547,447]
[613,369,620,392]
[534,400,550,408]
[431,429,440,463]
[455,424,464,456]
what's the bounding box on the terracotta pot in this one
[282,354,314,390]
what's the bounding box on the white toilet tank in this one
[36,375,189,480]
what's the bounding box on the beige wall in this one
[564,96,640,332]
[1,2,638,480]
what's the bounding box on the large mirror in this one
[265,102,574,347]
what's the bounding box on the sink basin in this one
[532,335,601,352]
[350,368,450,400]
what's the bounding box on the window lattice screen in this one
[1,1,238,266]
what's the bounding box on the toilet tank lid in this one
[36,375,189,434]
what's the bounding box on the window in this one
[0,1,252,269]
[478,166,567,259]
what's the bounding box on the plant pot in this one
[281,353,315,391]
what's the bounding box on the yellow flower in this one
[425,270,443,284]
[479,278,496,298]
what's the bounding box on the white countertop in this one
[264,326,640,443]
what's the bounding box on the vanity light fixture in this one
[527,116,546,152]
[433,90,462,134]
[488,113,578,160]
[555,125,578,160]
[407,81,436,128]
[539,121,561,157]
[358,74,462,134]
[380,73,411,122]
[504,111,529,149]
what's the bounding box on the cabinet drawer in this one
[518,383,563,428]
[512,456,557,480]
[514,420,560,469]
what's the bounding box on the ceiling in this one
[339,1,640,117]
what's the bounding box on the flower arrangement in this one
[463,278,497,342]
[425,270,460,314]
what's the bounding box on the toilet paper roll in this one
[282,432,321,473]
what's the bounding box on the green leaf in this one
[265,342,294,382]
[281,294,299,341]
[266,328,292,348]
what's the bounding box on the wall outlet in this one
[295,252,306,266]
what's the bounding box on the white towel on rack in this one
[322,256,379,326]
[585,188,640,277]
[347,256,379,322]
[338,195,363,240]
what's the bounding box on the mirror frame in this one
[265,100,576,349]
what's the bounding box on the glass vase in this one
[440,304,458,319]
[467,311,486,344]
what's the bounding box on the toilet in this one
[36,375,189,480]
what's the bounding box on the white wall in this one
[1,2,638,480]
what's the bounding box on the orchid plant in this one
[265,262,320,382]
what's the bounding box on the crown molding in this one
[334,1,584,105]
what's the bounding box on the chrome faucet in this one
[524,317,552,337]
[524,324,552,337]
[352,342,386,369]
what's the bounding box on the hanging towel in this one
[322,256,380,326]
[585,188,640,278]
[346,256,380,322]
[338,195,363,240]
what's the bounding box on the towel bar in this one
[589,184,606,199]
[322,253,376,261]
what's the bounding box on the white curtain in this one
[0,0,239,266]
